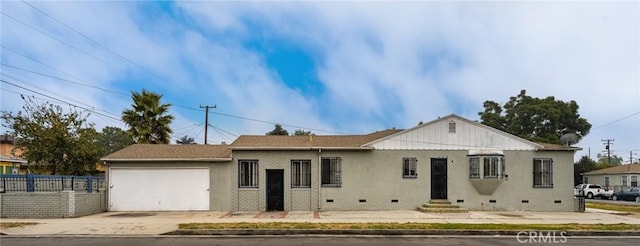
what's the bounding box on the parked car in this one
[612,187,640,202]
[574,184,613,199]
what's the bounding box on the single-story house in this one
[581,164,640,192]
[0,154,27,174]
[102,114,579,212]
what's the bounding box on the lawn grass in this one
[586,202,640,213]
[179,222,640,231]
[0,222,38,229]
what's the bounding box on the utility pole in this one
[602,139,614,165]
[199,105,216,144]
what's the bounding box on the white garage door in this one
[109,168,210,211]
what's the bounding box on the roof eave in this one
[229,146,374,150]
[101,157,233,162]
[538,147,582,152]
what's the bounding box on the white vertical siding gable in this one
[366,114,541,151]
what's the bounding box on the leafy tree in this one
[293,129,312,136]
[98,126,134,156]
[122,90,174,144]
[479,90,591,144]
[574,155,597,185]
[0,96,101,175]
[176,135,196,144]
[266,124,288,136]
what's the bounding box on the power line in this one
[1,46,129,97]
[1,72,121,119]
[593,111,640,129]
[1,62,129,97]
[1,11,115,67]
[20,0,168,83]
[1,78,123,123]
[1,55,345,135]
[0,62,345,135]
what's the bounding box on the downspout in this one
[318,148,322,211]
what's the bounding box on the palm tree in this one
[176,135,196,144]
[122,90,174,144]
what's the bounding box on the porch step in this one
[417,200,468,213]
[429,199,452,204]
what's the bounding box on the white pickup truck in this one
[574,184,613,199]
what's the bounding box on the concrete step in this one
[429,199,452,205]
[422,203,460,208]
[418,199,468,213]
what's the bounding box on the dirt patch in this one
[495,213,524,218]
[108,213,156,217]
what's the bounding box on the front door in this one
[266,169,284,211]
[431,158,447,200]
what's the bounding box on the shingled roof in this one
[582,164,640,175]
[101,144,231,162]
[230,129,403,150]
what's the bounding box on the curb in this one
[163,229,640,236]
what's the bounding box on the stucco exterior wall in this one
[106,148,575,212]
[582,173,640,192]
[231,149,575,212]
[105,161,232,211]
[448,150,575,212]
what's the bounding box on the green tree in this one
[98,126,134,156]
[122,90,174,144]
[479,90,591,144]
[176,135,196,144]
[574,155,597,185]
[1,96,101,175]
[266,124,288,135]
[293,129,312,136]
[596,154,624,166]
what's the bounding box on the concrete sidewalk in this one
[1,208,639,236]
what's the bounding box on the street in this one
[587,198,640,206]
[1,235,639,246]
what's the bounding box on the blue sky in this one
[1,1,639,162]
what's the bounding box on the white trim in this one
[363,114,543,149]
[102,158,232,162]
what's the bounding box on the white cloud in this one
[2,1,637,161]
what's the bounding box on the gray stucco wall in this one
[448,150,575,212]
[105,161,233,211]
[232,149,576,212]
[106,149,575,212]
[0,191,106,218]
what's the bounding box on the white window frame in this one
[632,176,638,187]
[321,157,341,187]
[483,157,501,178]
[469,157,480,178]
[622,176,628,187]
[291,160,311,188]
[238,160,259,188]
[533,158,553,188]
[448,120,456,133]
[468,155,504,179]
[402,157,418,178]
